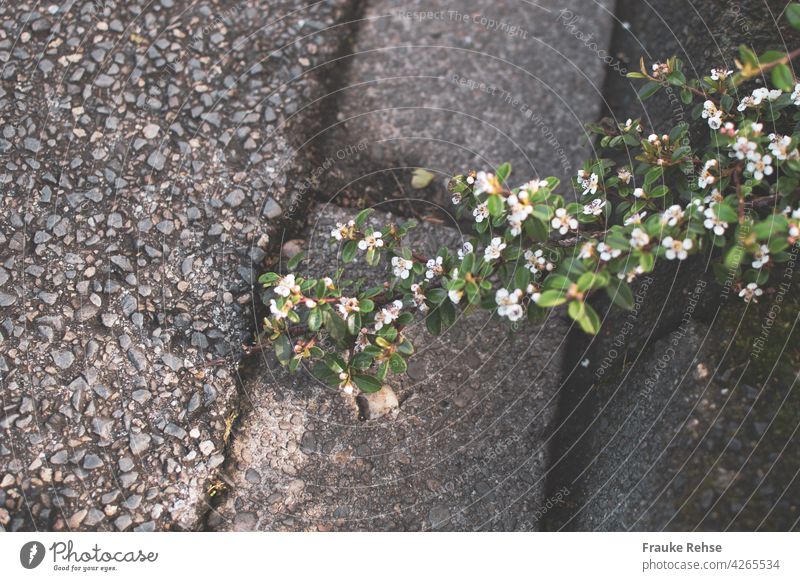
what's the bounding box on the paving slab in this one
[319,0,615,210]
[0,0,356,531]
[211,205,568,531]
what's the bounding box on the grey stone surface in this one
[0,0,358,532]
[321,0,614,210]
[556,310,800,531]
[211,206,568,531]
[545,0,800,532]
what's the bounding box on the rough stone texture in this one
[545,0,800,532]
[319,0,615,212]
[555,307,800,531]
[0,0,357,531]
[210,206,568,531]
[604,0,800,132]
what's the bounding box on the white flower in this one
[752,244,770,268]
[269,298,293,319]
[520,179,548,193]
[331,220,355,241]
[710,68,732,81]
[425,256,444,279]
[337,297,360,317]
[457,242,473,260]
[768,134,794,161]
[737,96,755,111]
[731,137,757,161]
[662,236,693,260]
[746,153,773,181]
[506,192,534,235]
[391,256,413,279]
[473,202,490,223]
[474,171,500,195]
[338,372,355,395]
[526,284,541,303]
[596,242,621,262]
[698,159,718,188]
[702,100,723,129]
[374,300,403,331]
[633,187,645,198]
[448,289,463,304]
[411,283,428,313]
[578,242,595,260]
[661,204,684,227]
[750,122,764,136]
[495,288,524,322]
[551,208,577,235]
[624,211,647,226]
[274,274,300,297]
[577,170,599,196]
[451,192,462,205]
[618,265,645,282]
[582,198,606,216]
[617,167,632,184]
[484,237,507,261]
[524,248,554,274]
[739,282,763,303]
[630,228,650,249]
[703,207,728,236]
[792,83,800,106]
[358,231,384,251]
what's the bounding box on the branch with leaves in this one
[257,8,800,396]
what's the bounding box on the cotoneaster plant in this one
[257,7,800,396]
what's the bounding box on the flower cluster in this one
[258,28,800,396]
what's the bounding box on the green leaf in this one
[644,166,663,189]
[355,208,373,229]
[739,45,759,68]
[536,290,567,307]
[311,362,340,386]
[568,300,585,322]
[649,185,669,198]
[397,339,414,355]
[638,81,661,101]
[411,168,435,189]
[715,204,738,223]
[359,298,375,313]
[577,303,602,335]
[389,353,408,374]
[353,374,382,393]
[771,63,794,92]
[427,288,448,305]
[307,308,322,332]
[351,352,374,370]
[487,194,504,217]
[461,252,475,274]
[626,72,646,79]
[258,272,279,285]
[666,70,686,86]
[496,162,512,184]
[376,361,389,382]
[786,3,800,29]
[274,334,292,366]
[425,308,442,335]
[606,280,635,310]
[347,312,361,335]
[342,240,358,263]
[287,251,305,270]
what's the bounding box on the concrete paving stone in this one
[321,0,614,210]
[212,205,568,531]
